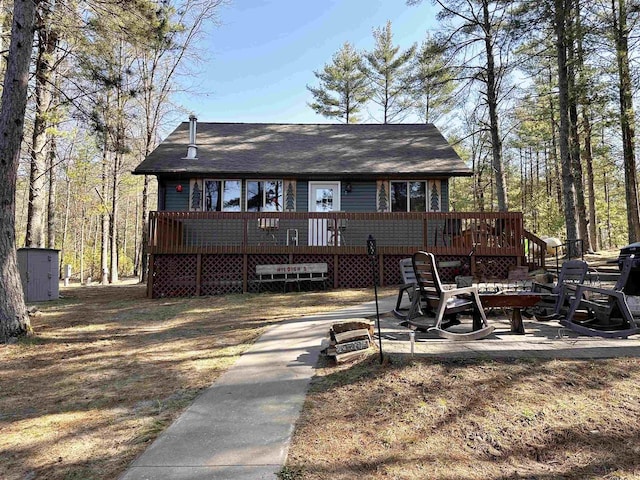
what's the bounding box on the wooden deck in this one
[146,211,546,297]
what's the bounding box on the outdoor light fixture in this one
[344,182,352,194]
[176,184,183,193]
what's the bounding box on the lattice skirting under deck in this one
[152,254,198,298]
[338,255,374,288]
[201,254,243,295]
[149,253,519,297]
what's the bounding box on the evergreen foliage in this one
[360,20,416,123]
[307,42,371,123]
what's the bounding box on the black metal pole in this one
[367,234,383,364]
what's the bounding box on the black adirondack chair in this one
[531,259,589,320]
[406,251,494,340]
[392,258,418,320]
[560,255,640,338]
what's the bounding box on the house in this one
[135,118,542,298]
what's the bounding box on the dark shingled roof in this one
[133,122,472,178]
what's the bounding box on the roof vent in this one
[186,114,198,159]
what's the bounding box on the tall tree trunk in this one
[547,67,563,215]
[604,170,612,248]
[139,177,149,281]
[0,0,38,342]
[482,0,508,211]
[47,134,56,249]
[613,0,640,243]
[567,0,592,253]
[25,3,56,248]
[573,3,598,251]
[61,175,71,279]
[80,206,85,284]
[101,147,110,285]
[134,191,140,277]
[25,57,50,246]
[554,0,579,257]
[93,214,100,280]
[123,194,129,269]
[0,0,10,90]
[567,18,590,253]
[110,151,120,283]
[581,114,597,250]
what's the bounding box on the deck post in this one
[195,254,202,296]
[422,216,429,250]
[146,255,154,298]
[243,254,248,293]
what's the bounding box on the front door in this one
[308,182,341,245]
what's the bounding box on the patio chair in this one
[531,259,588,320]
[560,255,640,338]
[392,258,417,320]
[406,251,494,340]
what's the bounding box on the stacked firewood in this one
[322,320,374,364]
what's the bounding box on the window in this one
[247,180,283,212]
[203,180,241,211]
[391,180,440,212]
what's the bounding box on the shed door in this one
[308,182,341,246]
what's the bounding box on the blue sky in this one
[177,0,439,125]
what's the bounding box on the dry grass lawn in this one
[1,280,386,480]
[284,354,640,480]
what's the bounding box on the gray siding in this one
[296,181,308,212]
[342,182,376,212]
[165,180,189,211]
[441,179,449,212]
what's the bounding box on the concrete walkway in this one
[119,295,396,480]
[120,294,640,479]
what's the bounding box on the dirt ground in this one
[284,354,640,480]
[1,280,389,480]
[281,250,640,480]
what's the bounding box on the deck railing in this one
[149,210,527,258]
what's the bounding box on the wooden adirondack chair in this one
[531,259,589,320]
[392,258,418,320]
[560,255,640,338]
[406,251,494,340]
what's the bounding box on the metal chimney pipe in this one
[186,114,198,159]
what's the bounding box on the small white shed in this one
[17,248,60,302]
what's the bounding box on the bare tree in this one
[136,0,226,282]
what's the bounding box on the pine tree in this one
[411,38,459,125]
[307,42,371,123]
[360,21,416,123]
